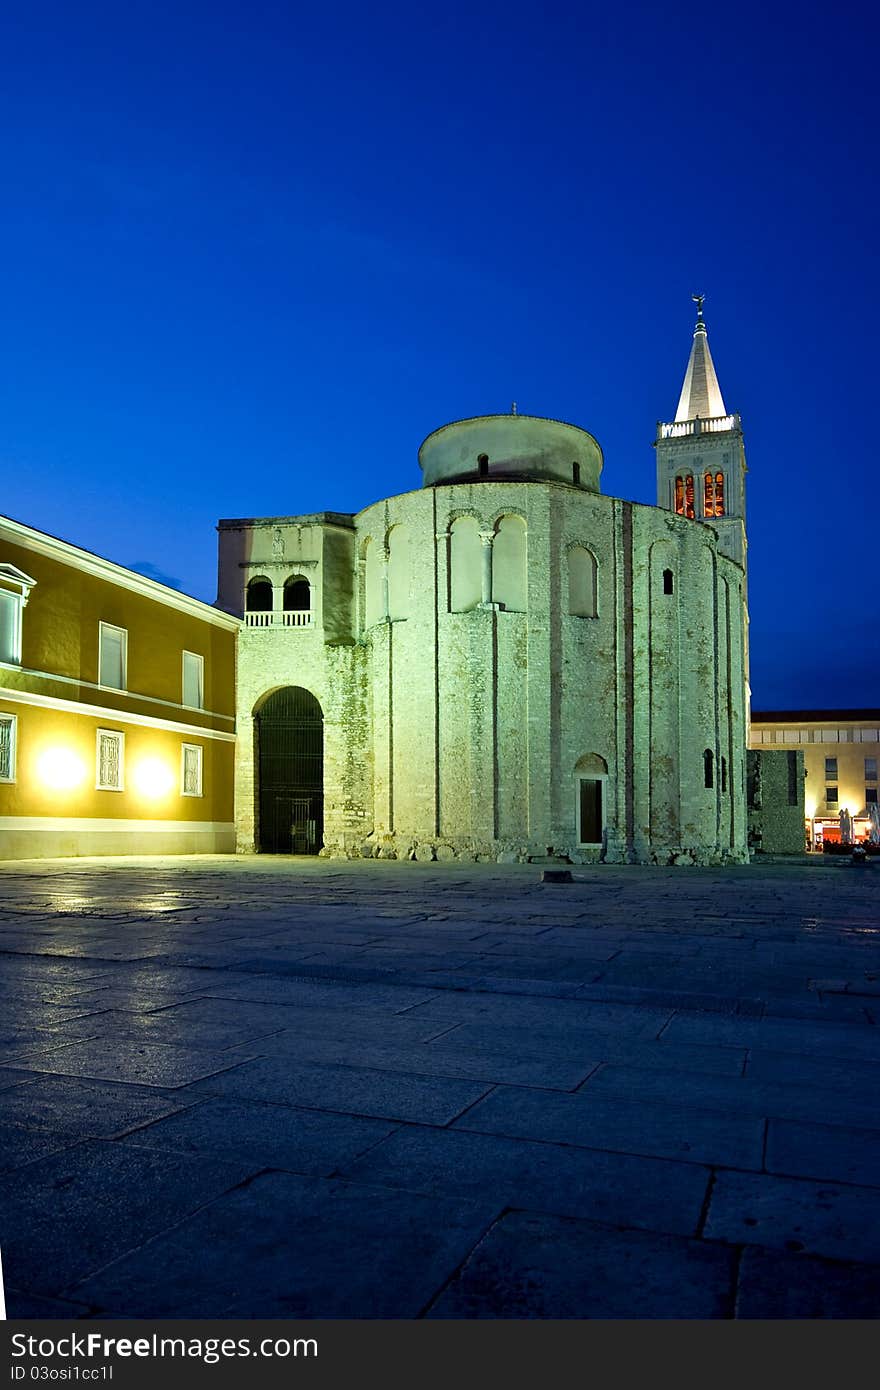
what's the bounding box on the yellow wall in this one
[0,518,238,856]
[1,535,235,724]
[0,700,233,822]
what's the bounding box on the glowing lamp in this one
[38,747,86,791]
[133,757,175,798]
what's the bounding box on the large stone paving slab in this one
[122,1097,398,1174]
[339,1125,710,1236]
[765,1117,880,1187]
[454,1083,765,1169]
[734,1247,880,1318]
[427,1211,737,1318]
[180,1055,494,1125]
[704,1170,880,1263]
[9,1038,260,1089]
[0,1139,260,1297]
[68,1171,499,1317]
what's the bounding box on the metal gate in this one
[255,687,323,853]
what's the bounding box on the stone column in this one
[478,531,494,606]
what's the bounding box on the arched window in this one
[704,749,714,788]
[675,475,694,519]
[492,515,527,612]
[478,453,489,477]
[704,471,725,517]
[246,577,273,612]
[572,461,581,486]
[283,576,310,611]
[450,516,481,613]
[568,546,597,618]
[387,524,410,620]
[663,569,674,595]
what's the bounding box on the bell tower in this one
[655,295,747,572]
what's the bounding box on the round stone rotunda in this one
[218,316,749,865]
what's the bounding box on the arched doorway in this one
[255,687,324,853]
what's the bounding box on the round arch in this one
[254,686,324,853]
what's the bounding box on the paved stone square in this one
[1,854,879,1318]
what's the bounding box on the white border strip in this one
[0,686,236,742]
[0,816,234,833]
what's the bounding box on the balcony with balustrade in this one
[243,610,313,628]
[656,413,741,440]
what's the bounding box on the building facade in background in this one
[219,303,751,864]
[749,711,880,850]
[0,515,238,859]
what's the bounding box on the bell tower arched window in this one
[675,475,694,518]
[704,471,726,518]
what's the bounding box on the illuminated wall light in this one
[133,757,175,798]
[37,747,86,791]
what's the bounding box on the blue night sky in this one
[1,1,876,709]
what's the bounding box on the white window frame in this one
[0,565,36,666]
[181,742,204,797]
[98,622,128,691]
[181,650,204,710]
[576,774,607,847]
[0,712,17,782]
[95,728,125,791]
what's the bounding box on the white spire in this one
[674,294,727,422]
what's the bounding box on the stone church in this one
[217,301,750,864]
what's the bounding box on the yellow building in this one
[749,710,880,851]
[0,514,238,859]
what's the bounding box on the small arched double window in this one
[674,475,694,518]
[704,471,725,517]
[246,577,273,612]
[283,576,310,612]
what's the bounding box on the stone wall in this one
[747,748,806,856]
[223,478,748,865]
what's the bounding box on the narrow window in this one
[684,475,695,518]
[0,589,22,664]
[704,749,714,788]
[0,712,17,782]
[825,756,838,780]
[704,472,715,516]
[663,569,674,595]
[181,743,204,797]
[578,778,603,844]
[98,623,127,690]
[96,729,124,791]
[721,755,728,793]
[478,453,489,477]
[572,461,581,486]
[674,477,684,514]
[568,547,597,618]
[182,651,204,709]
[715,472,725,516]
[826,786,838,805]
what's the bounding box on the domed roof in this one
[418,413,603,492]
